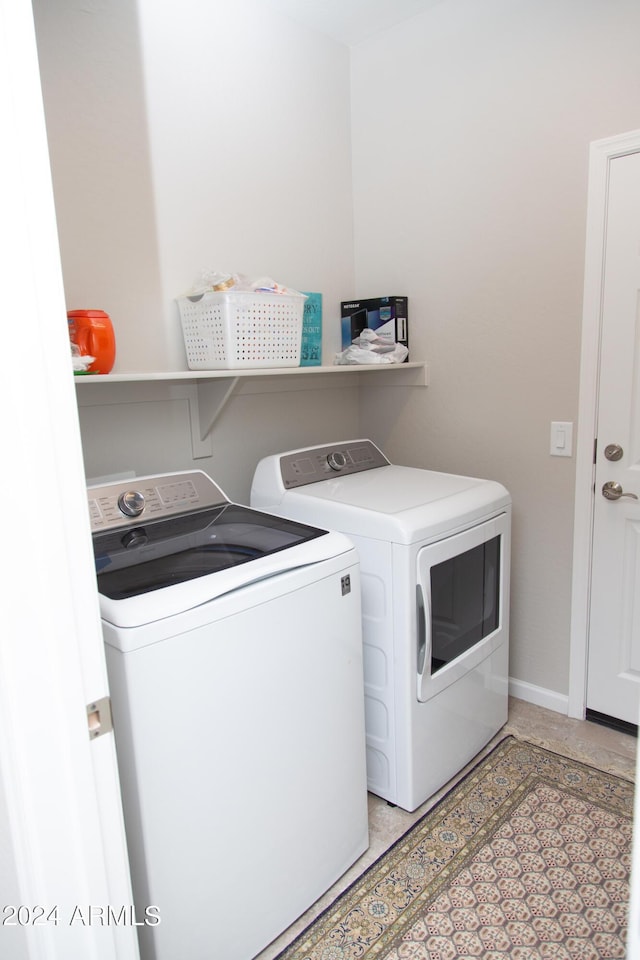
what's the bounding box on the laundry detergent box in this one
[340,296,409,357]
[300,292,322,366]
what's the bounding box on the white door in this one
[586,148,640,725]
[0,2,138,958]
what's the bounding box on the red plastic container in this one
[68,309,116,374]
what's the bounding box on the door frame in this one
[568,128,640,719]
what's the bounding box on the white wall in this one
[351,0,640,697]
[33,0,165,371]
[136,0,355,368]
[74,376,366,503]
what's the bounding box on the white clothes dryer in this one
[88,469,368,960]
[251,440,511,813]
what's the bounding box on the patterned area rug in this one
[276,736,635,960]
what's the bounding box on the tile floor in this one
[256,696,637,960]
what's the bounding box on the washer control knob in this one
[118,490,145,518]
[327,451,347,471]
[122,528,148,549]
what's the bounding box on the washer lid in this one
[93,502,358,629]
[272,466,511,544]
[89,468,356,628]
[93,502,330,599]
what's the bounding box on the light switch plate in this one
[550,421,573,457]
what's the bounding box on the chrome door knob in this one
[602,480,638,501]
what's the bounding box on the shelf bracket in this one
[187,377,240,458]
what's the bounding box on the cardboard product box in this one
[340,296,408,358]
[300,292,322,366]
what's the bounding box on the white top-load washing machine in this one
[88,470,368,960]
[251,440,511,813]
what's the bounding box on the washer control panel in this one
[279,440,390,489]
[88,470,228,532]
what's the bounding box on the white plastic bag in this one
[184,271,303,298]
[71,342,96,372]
[334,328,409,365]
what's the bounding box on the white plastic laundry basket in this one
[178,290,305,370]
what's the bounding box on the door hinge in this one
[86,696,113,740]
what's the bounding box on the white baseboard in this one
[509,677,569,715]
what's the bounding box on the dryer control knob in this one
[327,451,347,471]
[118,490,145,517]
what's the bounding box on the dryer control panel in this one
[280,439,390,489]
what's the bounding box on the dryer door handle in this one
[416,582,431,702]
